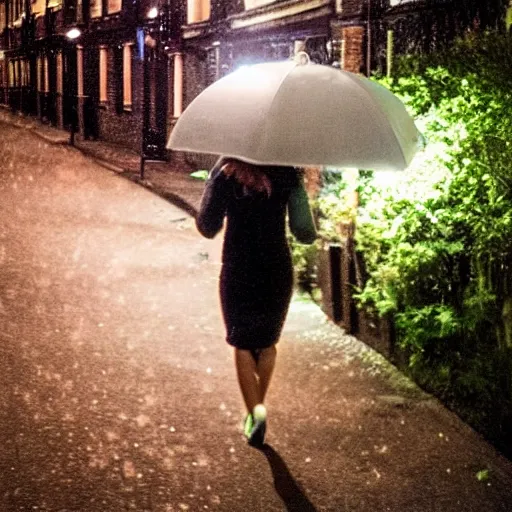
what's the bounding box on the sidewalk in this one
[3,107,512,510]
[0,107,205,217]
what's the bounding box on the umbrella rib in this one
[342,72,410,169]
[255,63,298,161]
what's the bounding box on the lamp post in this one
[140,5,163,179]
[65,28,81,146]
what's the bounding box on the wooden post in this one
[387,30,394,78]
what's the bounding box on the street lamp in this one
[147,7,158,19]
[65,28,81,145]
[66,28,81,40]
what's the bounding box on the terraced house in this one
[0,0,508,156]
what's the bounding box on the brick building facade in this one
[0,1,508,155]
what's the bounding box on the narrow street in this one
[1,121,512,512]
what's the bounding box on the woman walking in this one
[196,157,316,447]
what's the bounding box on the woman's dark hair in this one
[221,159,272,197]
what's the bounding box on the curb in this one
[0,110,201,217]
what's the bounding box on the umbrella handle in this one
[294,51,311,66]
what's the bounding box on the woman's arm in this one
[195,158,229,239]
[288,181,317,244]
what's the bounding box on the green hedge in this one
[303,32,512,454]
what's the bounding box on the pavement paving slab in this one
[1,109,512,511]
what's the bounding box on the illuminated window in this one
[9,61,15,87]
[187,0,210,24]
[90,0,102,18]
[44,56,49,93]
[77,46,84,96]
[244,0,275,9]
[10,0,23,22]
[37,56,42,92]
[123,43,133,110]
[0,3,5,30]
[108,0,122,14]
[99,46,108,104]
[56,52,63,95]
[47,0,63,8]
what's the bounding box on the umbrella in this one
[167,60,421,171]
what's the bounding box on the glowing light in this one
[66,28,81,40]
[229,61,295,91]
[147,7,158,19]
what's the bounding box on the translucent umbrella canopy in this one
[168,60,421,171]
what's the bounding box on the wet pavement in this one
[1,110,512,511]
[0,108,204,217]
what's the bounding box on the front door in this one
[62,46,77,133]
[47,50,58,126]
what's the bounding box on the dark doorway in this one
[47,50,58,126]
[83,46,99,139]
[62,46,77,134]
[142,45,168,161]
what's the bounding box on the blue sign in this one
[137,28,145,61]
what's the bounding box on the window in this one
[0,3,5,30]
[244,0,275,9]
[44,56,49,93]
[108,0,122,14]
[123,43,133,110]
[99,46,107,104]
[90,0,102,18]
[77,46,84,96]
[205,46,220,84]
[56,52,63,95]
[11,0,23,23]
[37,56,42,92]
[187,0,210,24]
[9,60,15,87]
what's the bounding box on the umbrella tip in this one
[293,51,311,66]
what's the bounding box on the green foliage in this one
[476,469,490,482]
[190,169,209,180]
[289,235,319,294]
[311,168,361,244]
[340,32,512,447]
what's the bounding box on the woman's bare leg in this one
[256,345,277,403]
[234,348,260,413]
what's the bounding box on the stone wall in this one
[342,25,365,74]
[96,46,143,152]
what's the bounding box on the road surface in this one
[1,121,512,511]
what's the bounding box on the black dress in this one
[196,161,301,350]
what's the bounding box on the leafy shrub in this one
[323,32,512,451]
